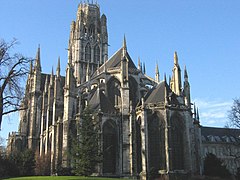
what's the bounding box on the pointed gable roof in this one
[145,81,170,104]
[92,47,137,77]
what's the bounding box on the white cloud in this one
[193,98,232,128]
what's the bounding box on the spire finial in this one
[138,57,141,70]
[155,62,159,74]
[50,67,54,86]
[193,103,197,119]
[51,66,54,76]
[184,65,188,79]
[123,34,127,50]
[143,62,146,74]
[56,57,61,77]
[174,51,178,65]
[34,44,41,71]
[196,108,199,121]
[164,73,167,82]
[122,34,127,58]
[155,62,160,83]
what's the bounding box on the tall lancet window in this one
[85,43,91,62]
[89,24,95,36]
[94,45,100,63]
[170,114,184,170]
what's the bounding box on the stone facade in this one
[7,2,202,179]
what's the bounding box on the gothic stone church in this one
[7,3,202,180]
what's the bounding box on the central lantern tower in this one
[68,3,108,84]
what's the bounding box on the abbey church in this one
[7,2,203,179]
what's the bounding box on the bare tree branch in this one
[0,39,32,128]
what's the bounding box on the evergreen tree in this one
[72,106,101,176]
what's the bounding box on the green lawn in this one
[4,176,131,180]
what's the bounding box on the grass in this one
[4,176,131,180]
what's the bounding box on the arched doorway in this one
[103,120,118,174]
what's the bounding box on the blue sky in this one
[1,0,240,145]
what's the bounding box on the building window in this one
[103,120,118,174]
[170,114,184,170]
[148,113,166,170]
[94,45,100,63]
[89,24,95,35]
[85,43,91,62]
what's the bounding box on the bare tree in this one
[0,39,31,129]
[228,98,240,129]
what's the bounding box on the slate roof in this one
[88,88,116,114]
[145,81,171,104]
[92,47,137,77]
[201,126,240,143]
